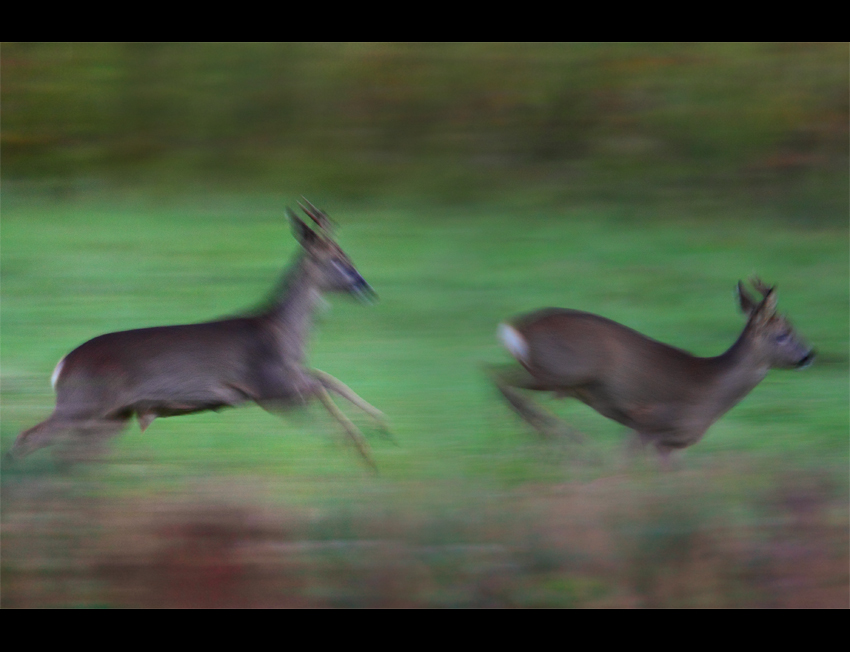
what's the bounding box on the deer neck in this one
[703,324,770,418]
[262,252,324,365]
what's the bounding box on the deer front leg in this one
[253,368,378,471]
[623,431,681,471]
[314,386,378,472]
[311,369,394,442]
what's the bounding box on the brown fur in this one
[492,278,814,463]
[8,203,387,469]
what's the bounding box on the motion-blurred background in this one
[2,43,847,607]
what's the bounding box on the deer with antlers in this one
[7,200,388,469]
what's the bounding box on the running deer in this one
[7,200,388,469]
[492,278,814,463]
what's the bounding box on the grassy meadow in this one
[2,193,847,607]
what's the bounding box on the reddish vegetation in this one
[3,468,846,608]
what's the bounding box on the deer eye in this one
[776,333,790,343]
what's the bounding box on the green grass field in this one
[2,193,847,607]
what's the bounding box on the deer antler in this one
[298,197,336,234]
[749,276,775,297]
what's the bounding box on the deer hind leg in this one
[314,386,378,473]
[7,415,68,461]
[55,415,131,467]
[311,369,394,442]
[7,414,129,465]
[490,364,584,442]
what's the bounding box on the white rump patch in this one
[498,323,529,364]
[51,356,66,390]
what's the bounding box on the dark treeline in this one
[2,43,847,216]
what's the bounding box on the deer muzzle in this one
[352,279,377,304]
[795,350,816,369]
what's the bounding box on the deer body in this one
[8,202,386,468]
[493,280,813,460]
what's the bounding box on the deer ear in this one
[751,287,778,326]
[299,197,336,235]
[749,276,773,298]
[737,281,758,315]
[288,208,319,247]
[760,287,778,315]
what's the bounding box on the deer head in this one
[288,204,376,303]
[737,277,814,369]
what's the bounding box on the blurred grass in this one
[3,197,846,481]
